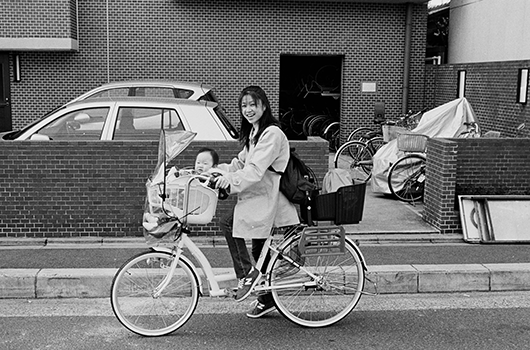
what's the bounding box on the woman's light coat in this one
[218,126,299,239]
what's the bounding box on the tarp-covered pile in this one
[371,98,478,194]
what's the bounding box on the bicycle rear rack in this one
[298,226,346,257]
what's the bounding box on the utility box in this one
[374,102,385,124]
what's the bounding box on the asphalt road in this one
[2,291,530,350]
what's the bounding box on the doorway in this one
[279,54,342,148]
[0,54,12,132]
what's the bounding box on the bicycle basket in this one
[397,133,428,153]
[146,175,218,225]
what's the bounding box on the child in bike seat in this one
[168,147,220,178]
[143,148,220,232]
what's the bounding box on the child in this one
[168,147,220,178]
[143,147,220,233]
[193,147,219,174]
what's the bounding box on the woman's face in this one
[240,94,266,128]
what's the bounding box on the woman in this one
[214,86,299,318]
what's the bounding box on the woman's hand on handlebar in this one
[206,172,230,200]
[212,175,230,190]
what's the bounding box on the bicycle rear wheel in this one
[387,154,426,202]
[269,234,365,328]
[334,140,374,183]
[111,250,199,337]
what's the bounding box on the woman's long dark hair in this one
[237,86,280,149]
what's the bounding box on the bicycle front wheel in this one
[334,140,374,183]
[111,250,200,337]
[347,127,373,142]
[365,136,385,155]
[387,154,426,202]
[269,235,365,328]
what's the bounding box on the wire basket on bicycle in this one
[397,133,429,153]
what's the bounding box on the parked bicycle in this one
[387,133,429,203]
[110,130,370,336]
[334,108,427,180]
[457,122,481,138]
[333,138,382,183]
[347,108,427,144]
[302,114,340,151]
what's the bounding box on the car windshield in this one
[1,105,66,140]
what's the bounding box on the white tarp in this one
[371,98,478,194]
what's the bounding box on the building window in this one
[457,70,466,98]
[517,68,528,104]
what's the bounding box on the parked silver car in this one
[67,80,221,104]
[1,97,238,141]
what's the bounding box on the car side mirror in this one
[29,134,51,141]
[74,113,91,122]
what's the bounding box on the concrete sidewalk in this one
[1,186,529,299]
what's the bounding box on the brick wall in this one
[424,138,530,234]
[7,0,427,142]
[0,0,77,39]
[0,138,328,238]
[425,60,530,137]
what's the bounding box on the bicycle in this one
[347,108,427,144]
[333,137,383,183]
[110,132,369,336]
[387,133,429,203]
[457,122,481,138]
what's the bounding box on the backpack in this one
[269,148,318,205]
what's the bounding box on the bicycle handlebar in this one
[181,173,229,200]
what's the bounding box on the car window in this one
[114,107,184,140]
[174,89,194,99]
[131,87,175,98]
[87,88,130,99]
[213,105,239,139]
[36,107,110,140]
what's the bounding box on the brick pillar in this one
[423,139,459,234]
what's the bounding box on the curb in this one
[0,232,464,248]
[2,264,530,299]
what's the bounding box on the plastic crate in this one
[397,133,429,153]
[312,182,366,224]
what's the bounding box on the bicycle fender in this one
[345,237,368,271]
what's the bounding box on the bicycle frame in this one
[150,226,368,298]
[151,234,237,297]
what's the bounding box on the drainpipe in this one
[402,3,413,114]
[106,0,110,83]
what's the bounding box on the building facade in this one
[448,0,530,64]
[1,0,428,141]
